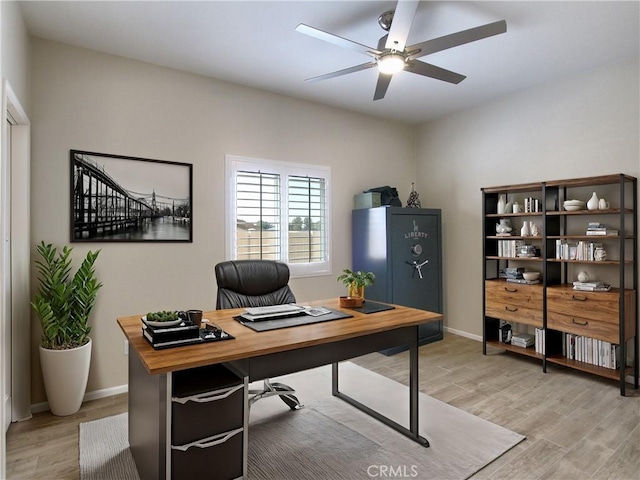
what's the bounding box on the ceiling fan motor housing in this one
[378,10,395,31]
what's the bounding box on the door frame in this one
[0,78,31,477]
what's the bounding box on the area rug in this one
[80,362,524,480]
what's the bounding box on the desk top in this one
[117,298,442,375]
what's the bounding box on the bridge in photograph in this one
[72,154,189,240]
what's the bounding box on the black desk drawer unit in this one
[171,364,245,480]
[171,428,243,480]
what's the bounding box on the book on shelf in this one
[563,333,619,369]
[506,278,540,285]
[556,240,607,261]
[535,328,545,354]
[586,229,618,236]
[572,281,605,287]
[511,332,535,348]
[573,283,611,292]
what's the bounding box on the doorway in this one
[0,79,31,478]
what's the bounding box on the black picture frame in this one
[70,150,193,242]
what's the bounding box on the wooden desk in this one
[118,299,442,479]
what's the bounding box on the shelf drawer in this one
[172,383,244,446]
[547,288,619,324]
[172,428,243,480]
[485,302,542,327]
[547,311,618,344]
[485,281,543,309]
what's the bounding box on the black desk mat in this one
[346,300,396,314]
[235,308,353,332]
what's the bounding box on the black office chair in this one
[214,259,302,410]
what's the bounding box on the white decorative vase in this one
[497,194,507,214]
[587,192,599,211]
[39,338,92,416]
[520,221,530,237]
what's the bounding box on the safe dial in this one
[411,244,422,256]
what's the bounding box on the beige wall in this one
[29,39,417,403]
[1,1,30,115]
[416,58,640,338]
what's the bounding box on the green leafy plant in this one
[146,310,179,322]
[337,268,375,297]
[31,241,103,350]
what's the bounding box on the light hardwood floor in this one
[6,333,640,479]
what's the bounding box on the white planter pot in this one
[39,338,92,416]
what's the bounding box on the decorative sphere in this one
[577,271,590,282]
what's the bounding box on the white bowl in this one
[564,205,583,212]
[563,199,585,206]
[522,272,540,281]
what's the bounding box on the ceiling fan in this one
[295,0,507,101]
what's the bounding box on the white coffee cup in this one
[598,198,610,210]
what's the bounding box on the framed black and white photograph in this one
[71,150,193,242]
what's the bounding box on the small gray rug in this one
[80,363,525,480]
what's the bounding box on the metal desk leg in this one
[331,326,429,447]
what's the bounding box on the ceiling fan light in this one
[377,54,405,75]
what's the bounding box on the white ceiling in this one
[19,1,640,125]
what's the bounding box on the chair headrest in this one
[214,260,291,296]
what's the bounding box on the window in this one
[226,155,331,277]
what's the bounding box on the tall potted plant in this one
[31,241,102,416]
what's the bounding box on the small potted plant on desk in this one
[337,268,375,308]
[31,241,102,416]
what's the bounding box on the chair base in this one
[248,378,303,410]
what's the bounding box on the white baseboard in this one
[444,326,482,342]
[30,384,129,415]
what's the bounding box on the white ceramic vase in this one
[39,338,92,416]
[587,192,599,211]
[520,221,530,237]
[497,194,507,214]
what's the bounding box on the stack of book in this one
[511,332,535,348]
[506,277,540,285]
[573,281,611,292]
[586,222,618,236]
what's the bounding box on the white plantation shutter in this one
[226,156,331,277]
[235,171,281,260]
[287,175,326,263]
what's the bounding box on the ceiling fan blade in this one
[373,73,393,101]
[305,62,377,83]
[407,20,507,59]
[385,0,419,51]
[296,24,380,57]
[406,60,466,84]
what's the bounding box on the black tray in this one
[143,327,235,350]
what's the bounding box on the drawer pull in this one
[571,295,588,301]
[572,318,589,326]
[504,287,518,292]
[504,306,518,312]
[172,384,244,404]
[172,427,243,451]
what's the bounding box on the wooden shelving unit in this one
[482,174,638,396]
